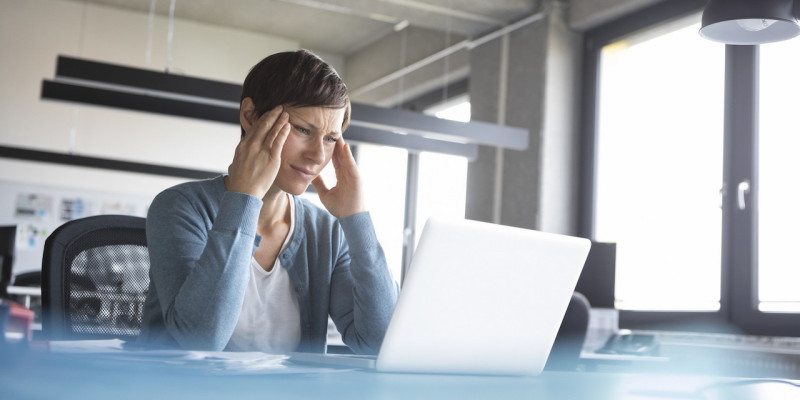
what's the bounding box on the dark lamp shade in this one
[700,0,800,45]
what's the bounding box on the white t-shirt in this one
[225,195,301,353]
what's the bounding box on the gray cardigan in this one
[138,176,398,354]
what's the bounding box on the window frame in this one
[579,0,800,336]
[399,79,471,282]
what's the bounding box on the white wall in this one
[0,0,299,197]
[0,0,303,273]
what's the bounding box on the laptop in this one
[289,217,591,376]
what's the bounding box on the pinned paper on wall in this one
[16,223,48,250]
[101,201,138,215]
[0,181,152,275]
[15,193,53,220]
[59,197,97,222]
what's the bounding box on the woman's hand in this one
[226,105,291,199]
[311,137,366,219]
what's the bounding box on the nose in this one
[304,137,326,165]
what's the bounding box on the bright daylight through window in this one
[595,17,725,311]
[302,143,408,283]
[416,96,470,246]
[301,98,470,284]
[758,38,800,312]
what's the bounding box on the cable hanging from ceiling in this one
[350,2,550,97]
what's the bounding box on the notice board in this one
[0,180,152,276]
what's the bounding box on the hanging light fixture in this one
[699,0,800,45]
[39,0,528,160]
[41,55,531,160]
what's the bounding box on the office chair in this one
[41,215,149,341]
[545,291,591,371]
[11,271,40,287]
[0,225,17,299]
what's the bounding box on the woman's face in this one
[274,105,346,195]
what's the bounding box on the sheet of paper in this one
[45,339,352,374]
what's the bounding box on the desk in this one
[6,285,40,310]
[2,342,799,400]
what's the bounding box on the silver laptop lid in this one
[376,217,591,376]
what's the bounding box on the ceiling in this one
[75,0,543,55]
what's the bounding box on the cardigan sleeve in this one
[328,212,399,354]
[145,187,262,350]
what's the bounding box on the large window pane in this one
[758,39,800,312]
[300,144,407,283]
[415,98,470,245]
[415,151,468,246]
[594,18,724,310]
[358,144,408,283]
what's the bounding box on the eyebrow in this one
[289,112,342,136]
[290,113,317,130]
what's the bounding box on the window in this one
[757,39,800,313]
[313,105,469,342]
[414,151,468,247]
[594,16,724,311]
[300,144,407,283]
[425,94,471,123]
[582,1,800,335]
[356,144,408,282]
[415,96,470,246]
[299,96,470,285]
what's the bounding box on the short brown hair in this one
[240,49,350,136]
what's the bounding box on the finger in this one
[341,141,356,167]
[246,105,284,145]
[311,175,329,195]
[333,140,358,180]
[329,137,343,171]
[241,108,281,154]
[331,137,352,171]
[270,121,291,158]
[261,110,289,147]
[265,112,290,148]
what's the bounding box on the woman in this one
[138,49,398,355]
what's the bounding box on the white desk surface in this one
[2,339,799,400]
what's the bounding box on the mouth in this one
[291,165,317,180]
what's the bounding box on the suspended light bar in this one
[349,102,528,150]
[41,55,240,124]
[41,55,528,159]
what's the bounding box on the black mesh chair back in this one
[42,215,148,340]
[0,225,17,299]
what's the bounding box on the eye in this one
[294,125,311,135]
[325,136,339,144]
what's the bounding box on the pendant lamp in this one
[700,0,800,45]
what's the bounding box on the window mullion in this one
[723,44,759,332]
[401,152,420,286]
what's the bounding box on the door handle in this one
[737,180,751,210]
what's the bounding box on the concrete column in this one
[345,26,468,107]
[466,2,582,235]
[569,0,663,30]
